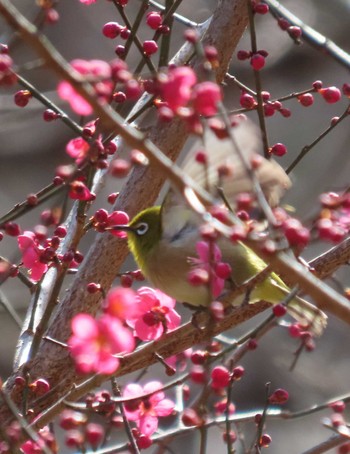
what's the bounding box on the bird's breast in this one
[141,235,262,307]
[143,237,212,307]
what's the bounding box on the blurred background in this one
[1,0,350,452]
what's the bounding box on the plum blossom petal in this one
[107,211,129,239]
[68,313,135,375]
[66,137,89,163]
[139,415,158,436]
[123,381,175,436]
[189,241,231,298]
[160,66,197,112]
[152,398,176,416]
[57,59,113,115]
[57,81,93,116]
[18,231,48,281]
[125,287,180,341]
[192,81,222,116]
[104,286,138,321]
[134,318,164,341]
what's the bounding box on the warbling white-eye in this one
[112,116,327,336]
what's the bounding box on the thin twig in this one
[113,0,156,73]
[286,103,350,174]
[0,181,66,225]
[246,0,269,158]
[146,0,198,27]
[15,72,84,136]
[0,290,22,328]
[263,0,350,70]
[111,378,140,454]
[0,388,54,454]
[301,434,348,454]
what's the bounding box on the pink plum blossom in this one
[66,137,89,164]
[80,0,96,3]
[104,286,138,320]
[123,381,175,435]
[192,81,222,116]
[18,231,47,281]
[188,241,232,298]
[69,181,94,201]
[21,427,55,453]
[126,287,180,341]
[106,210,129,238]
[159,66,197,112]
[68,313,135,375]
[57,59,113,115]
[93,209,129,238]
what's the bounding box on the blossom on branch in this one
[159,66,196,112]
[69,181,94,201]
[126,287,181,341]
[104,286,138,320]
[158,66,222,117]
[123,381,175,436]
[18,231,48,281]
[66,137,89,164]
[68,313,135,375]
[57,59,113,115]
[192,81,222,116]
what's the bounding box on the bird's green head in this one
[123,206,162,268]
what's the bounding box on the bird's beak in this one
[106,225,135,233]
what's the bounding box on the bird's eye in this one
[135,222,149,236]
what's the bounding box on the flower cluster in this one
[68,286,180,375]
[91,209,129,238]
[156,66,222,126]
[315,191,350,243]
[57,57,143,117]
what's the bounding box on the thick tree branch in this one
[309,237,350,280]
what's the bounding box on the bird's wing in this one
[161,189,201,242]
[181,115,291,208]
[161,115,291,239]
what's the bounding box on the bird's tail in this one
[285,295,327,337]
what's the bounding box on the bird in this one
[111,115,327,336]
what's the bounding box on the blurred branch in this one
[246,0,270,158]
[286,103,350,174]
[0,290,22,329]
[264,0,350,70]
[15,72,84,136]
[302,435,348,454]
[147,0,199,27]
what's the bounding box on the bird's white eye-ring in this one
[135,222,149,235]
